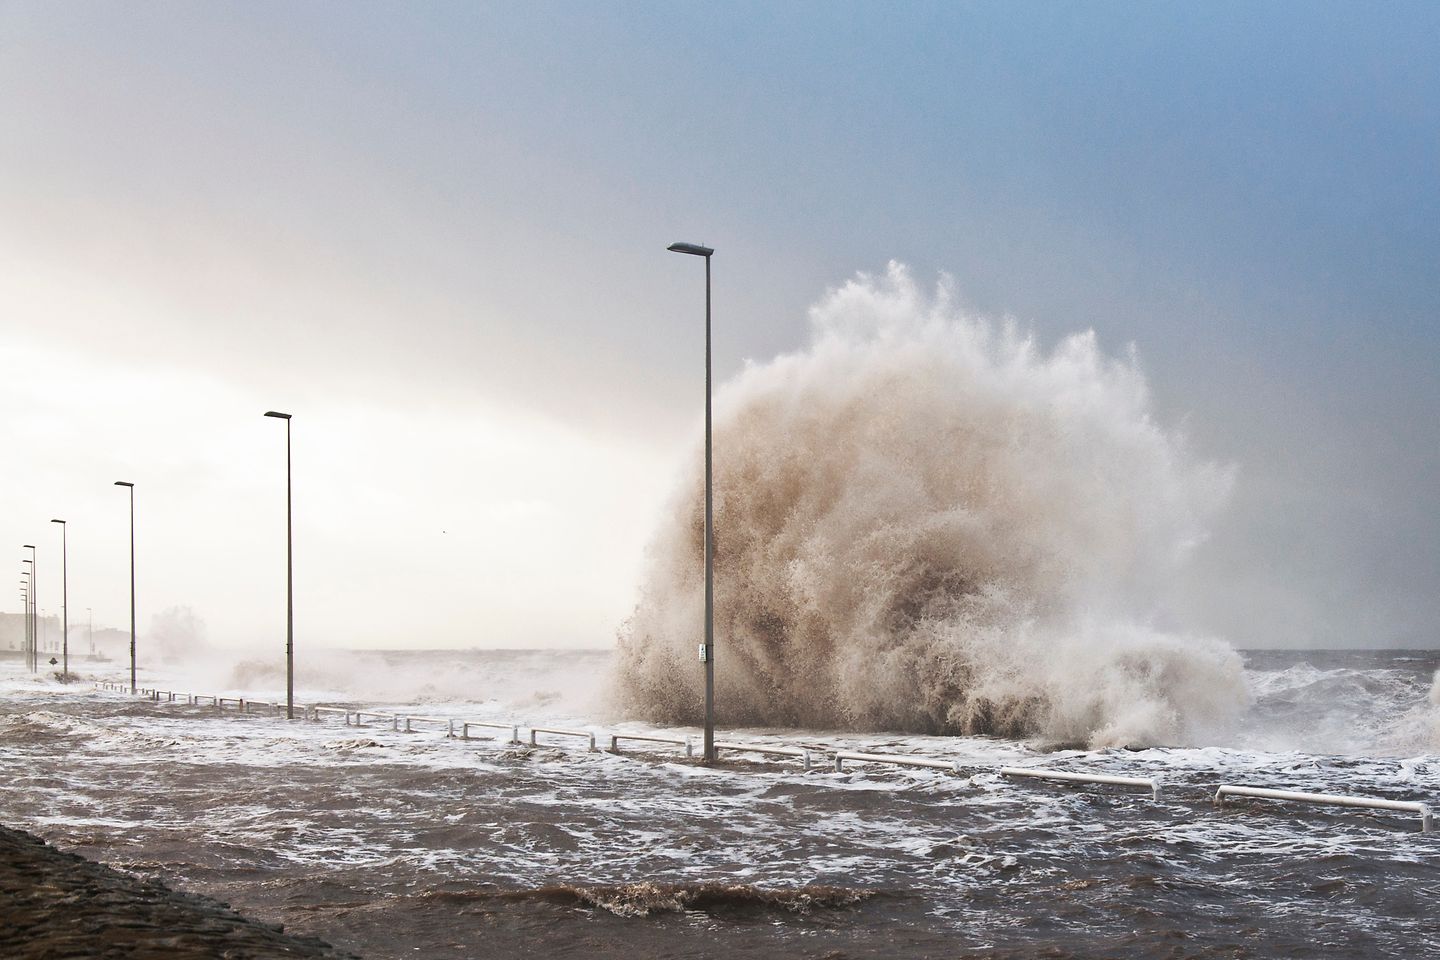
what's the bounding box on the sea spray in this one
[614,263,1248,747]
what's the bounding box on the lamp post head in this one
[264,411,292,420]
[667,242,714,257]
[23,544,34,549]
[50,519,64,525]
[114,481,133,488]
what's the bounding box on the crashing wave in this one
[614,263,1247,747]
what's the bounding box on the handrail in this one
[1000,766,1161,801]
[350,711,400,730]
[310,706,350,722]
[1214,785,1432,832]
[609,733,693,757]
[833,750,959,775]
[459,721,521,744]
[529,727,597,752]
[716,741,814,770]
[401,716,455,735]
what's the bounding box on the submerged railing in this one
[608,733,693,757]
[83,682,1436,832]
[459,720,522,744]
[529,727,597,752]
[714,741,814,769]
[833,750,960,775]
[1001,766,1162,801]
[1214,784,1433,833]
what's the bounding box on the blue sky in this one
[1,2,1436,647]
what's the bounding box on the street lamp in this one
[666,240,717,764]
[264,411,295,720]
[115,482,136,693]
[22,546,35,673]
[50,520,68,680]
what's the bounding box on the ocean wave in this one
[615,264,1245,747]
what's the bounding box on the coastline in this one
[0,823,358,959]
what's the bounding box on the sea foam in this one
[614,263,1247,747]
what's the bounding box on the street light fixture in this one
[115,482,136,693]
[263,411,295,720]
[50,520,68,680]
[666,240,717,764]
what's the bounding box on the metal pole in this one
[666,242,717,765]
[264,412,295,720]
[52,520,67,679]
[702,253,714,765]
[285,417,293,720]
[129,490,135,693]
[116,482,135,693]
[26,547,37,672]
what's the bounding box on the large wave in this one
[613,263,1248,747]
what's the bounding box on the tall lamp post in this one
[50,520,67,679]
[264,411,295,720]
[666,241,716,764]
[115,482,136,693]
[22,546,35,672]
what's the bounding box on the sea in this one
[1,647,1437,959]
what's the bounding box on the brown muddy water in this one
[1,650,1438,958]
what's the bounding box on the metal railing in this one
[833,750,960,775]
[349,711,401,730]
[529,727,597,752]
[459,720,522,744]
[1214,785,1433,832]
[83,682,1436,833]
[1000,766,1161,800]
[401,716,455,735]
[608,733,693,757]
[716,741,814,770]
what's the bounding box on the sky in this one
[1,1,1436,650]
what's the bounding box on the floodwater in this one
[1,649,1437,958]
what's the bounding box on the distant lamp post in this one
[19,569,30,669]
[666,241,717,765]
[114,482,136,693]
[264,411,295,720]
[22,545,35,673]
[50,520,68,680]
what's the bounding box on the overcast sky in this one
[2,1,1436,650]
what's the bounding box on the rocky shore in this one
[0,824,358,959]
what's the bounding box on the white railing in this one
[401,716,455,735]
[1214,785,1433,832]
[459,721,521,744]
[350,711,400,730]
[716,741,814,770]
[833,750,960,775]
[529,727,597,752]
[608,733,693,757]
[1000,766,1161,800]
[83,684,1434,832]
